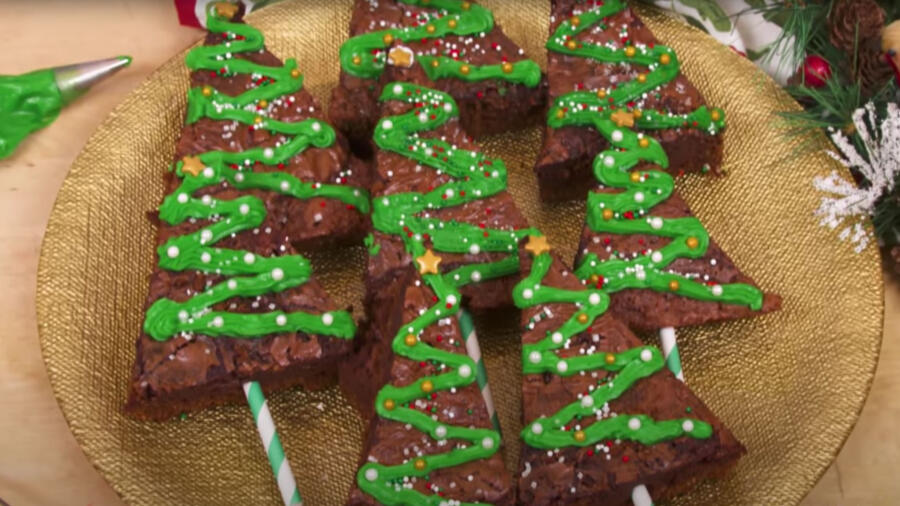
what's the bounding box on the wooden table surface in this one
[0,2,897,505]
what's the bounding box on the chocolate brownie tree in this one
[331,0,545,151]
[513,239,745,504]
[340,0,540,85]
[353,82,537,504]
[544,0,777,338]
[130,4,371,420]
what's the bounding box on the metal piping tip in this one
[53,55,132,106]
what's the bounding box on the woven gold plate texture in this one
[36,1,883,504]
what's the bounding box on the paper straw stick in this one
[243,381,303,506]
[458,310,501,432]
[630,327,684,506]
[631,484,654,506]
[659,326,684,382]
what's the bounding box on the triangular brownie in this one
[536,0,725,202]
[126,4,371,420]
[514,240,745,504]
[340,80,546,503]
[538,0,780,330]
[329,0,546,155]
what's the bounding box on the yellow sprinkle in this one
[602,208,614,220]
[426,24,436,34]
[502,62,514,74]
[668,280,680,291]
[383,399,395,410]
[630,172,641,183]
[383,33,394,45]
[414,458,427,471]
[574,430,586,442]
[460,64,470,75]
[201,86,213,97]
[421,380,434,393]
[639,138,650,148]
[605,353,616,365]
[625,46,636,57]
[660,53,671,65]
[448,19,458,29]
[290,68,301,78]
[686,237,699,249]
[405,334,417,346]
[566,40,578,50]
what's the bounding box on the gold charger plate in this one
[37,1,883,504]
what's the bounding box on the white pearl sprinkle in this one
[167,246,180,258]
[201,252,211,263]
[244,253,255,264]
[635,270,646,280]
[482,437,494,449]
[235,172,245,182]
[557,360,568,373]
[211,316,224,327]
[263,147,274,158]
[650,217,663,229]
[276,314,287,326]
[634,192,645,203]
[178,310,189,322]
[458,364,472,378]
[581,396,594,407]
[446,295,458,306]
[280,181,290,191]
[651,251,663,263]
[589,293,601,305]
[311,121,321,132]
[712,285,723,296]
[203,167,214,178]
[469,244,480,255]
[200,230,213,243]
[392,84,403,95]
[365,468,378,481]
[641,349,653,362]
[443,103,453,112]
[177,193,189,203]
[322,312,334,325]
[522,288,533,299]
[471,271,482,282]
[529,351,542,363]
[382,119,393,130]
[551,332,563,344]
[239,204,250,215]
[629,418,642,430]
[683,420,694,433]
[271,268,284,281]
[201,195,212,205]
[436,425,447,438]
[611,130,623,142]
[532,423,543,434]
[227,280,237,289]
[604,156,615,167]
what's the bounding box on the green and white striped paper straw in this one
[243,381,303,506]
[659,327,684,382]
[630,328,684,506]
[457,310,501,432]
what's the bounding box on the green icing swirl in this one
[358,82,537,505]
[340,0,540,87]
[143,6,369,342]
[513,251,711,449]
[0,69,62,159]
[547,0,762,310]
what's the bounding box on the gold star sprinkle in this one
[180,156,205,177]
[214,2,239,19]
[416,249,442,275]
[388,46,414,68]
[610,109,635,128]
[524,235,551,256]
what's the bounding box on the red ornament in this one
[801,55,832,88]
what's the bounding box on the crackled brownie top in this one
[513,242,744,505]
[129,5,370,416]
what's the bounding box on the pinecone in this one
[828,0,885,53]
[857,38,893,93]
